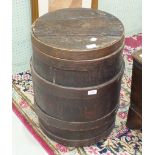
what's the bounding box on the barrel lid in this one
[32,8,124,60]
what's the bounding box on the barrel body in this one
[31,61,124,146]
[31,8,125,146]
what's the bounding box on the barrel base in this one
[34,100,117,147]
[39,120,114,147]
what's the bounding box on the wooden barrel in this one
[31,8,125,146]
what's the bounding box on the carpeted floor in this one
[12,34,142,155]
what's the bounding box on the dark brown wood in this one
[31,59,124,146]
[31,0,39,23]
[127,50,142,129]
[31,8,125,146]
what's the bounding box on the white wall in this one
[82,0,91,8]
[38,0,48,16]
[12,0,32,73]
[99,0,142,36]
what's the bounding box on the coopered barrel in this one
[31,8,125,147]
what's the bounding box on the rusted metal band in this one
[31,59,124,98]
[33,45,124,71]
[30,59,124,92]
[34,100,118,131]
[39,118,114,147]
[32,42,124,72]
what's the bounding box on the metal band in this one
[34,100,118,131]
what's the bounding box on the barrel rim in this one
[31,30,125,53]
[32,40,125,63]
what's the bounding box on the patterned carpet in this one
[12,34,142,155]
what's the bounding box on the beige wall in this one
[39,0,91,15]
[48,0,82,12]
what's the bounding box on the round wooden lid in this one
[32,8,124,60]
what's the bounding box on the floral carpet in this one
[12,34,142,155]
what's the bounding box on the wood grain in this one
[31,0,39,23]
[91,0,98,9]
